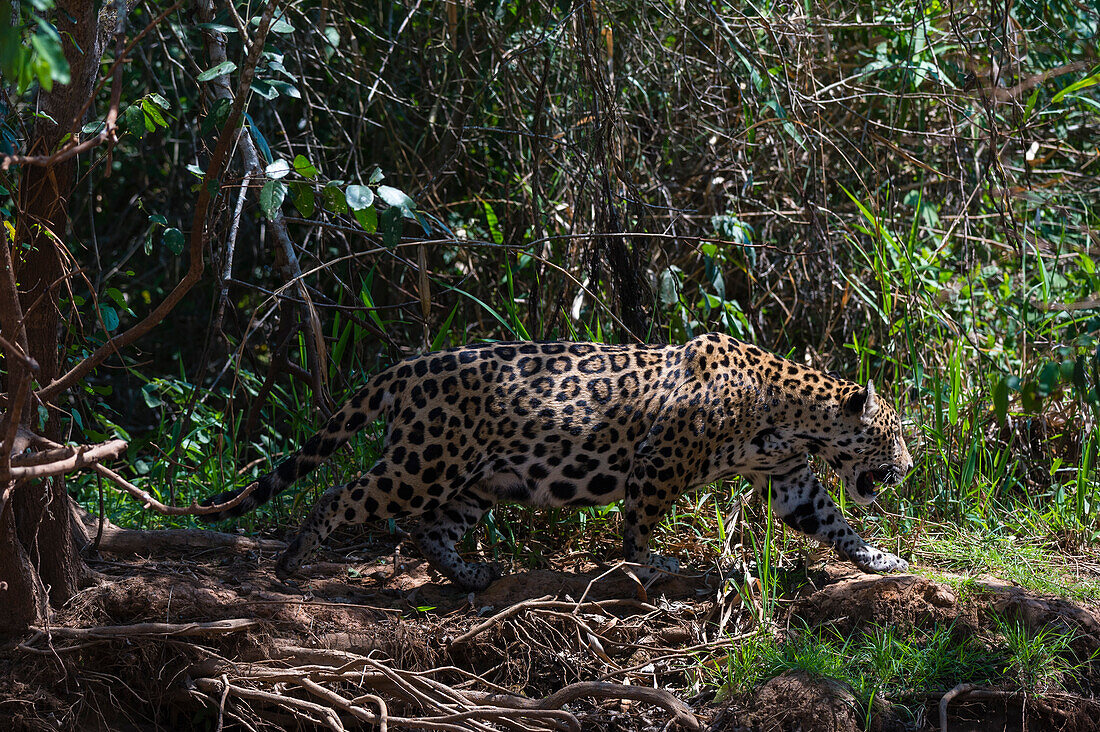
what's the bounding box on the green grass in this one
[915,527,1100,602]
[711,618,1087,722]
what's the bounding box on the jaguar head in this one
[832,382,913,506]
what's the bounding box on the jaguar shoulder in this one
[201,333,913,590]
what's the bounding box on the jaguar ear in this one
[845,382,879,422]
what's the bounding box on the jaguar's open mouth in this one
[856,469,890,499]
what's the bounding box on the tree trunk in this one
[3,0,112,628]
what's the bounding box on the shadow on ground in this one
[3,530,1099,731]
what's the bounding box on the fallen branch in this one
[31,618,259,640]
[9,439,127,480]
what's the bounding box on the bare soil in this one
[2,530,1099,731]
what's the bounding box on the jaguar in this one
[202,333,912,590]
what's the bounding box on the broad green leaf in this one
[260,180,287,220]
[266,159,291,179]
[377,185,415,216]
[198,60,236,82]
[251,14,295,34]
[196,22,237,33]
[250,80,279,100]
[353,206,377,233]
[292,155,318,179]
[99,304,119,331]
[141,385,163,408]
[290,183,315,217]
[163,227,185,254]
[380,206,402,248]
[367,166,384,185]
[141,99,166,127]
[323,184,347,213]
[345,184,374,210]
[268,80,300,98]
[199,98,232,136]
[30,28,70,86]
[105,287,127,311]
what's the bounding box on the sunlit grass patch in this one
[914,526,1100,602]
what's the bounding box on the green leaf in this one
[99,304,119,332]
[196,22,237,33]
[81,120,105,135]
[353,206,377,233]
[1021,380,1042,412]
[1038,362,1060,396]
[200,98,232,136]
[323,184,347,213]
[482,200,503,245]
[141,385,163,408]
[266,159,290,179]
[414,211,431,236]
[251,14,295,33]
[1074,357,1089,396]
[244,114,272,163]
[345,184,374,211]
[250,79,279,100]
[30,27,70,86]
[380,206,402,248]
[367,166,384,185]
[121,105,146,138]
[377,185,416,217]
[260,180,287,220]
[993,377,1009,425]
[431,304,460,351]
[268,80,300,98]
[290,183,315,217]
[105,287,127,311]
[163,227,185,255]
[1051,66,1100,103]
[292,154,318,179]
[198,60,236,82]
[141,98,167,127]
[323,26,340,48]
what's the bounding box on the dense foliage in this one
[2,0,1099,559]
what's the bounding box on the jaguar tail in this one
[199,377,392,521]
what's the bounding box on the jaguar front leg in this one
[756,465,908,573]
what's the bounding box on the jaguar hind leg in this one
[411,489,497,591]
[276,458,427,579]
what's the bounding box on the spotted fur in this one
[201,333,913,590]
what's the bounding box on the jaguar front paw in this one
[848,546,908,573]
[632,554,680,583]
[450,561,500,592]
[274,537,305,581]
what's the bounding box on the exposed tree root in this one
[72,502,285,554]
[187,646,703,731]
